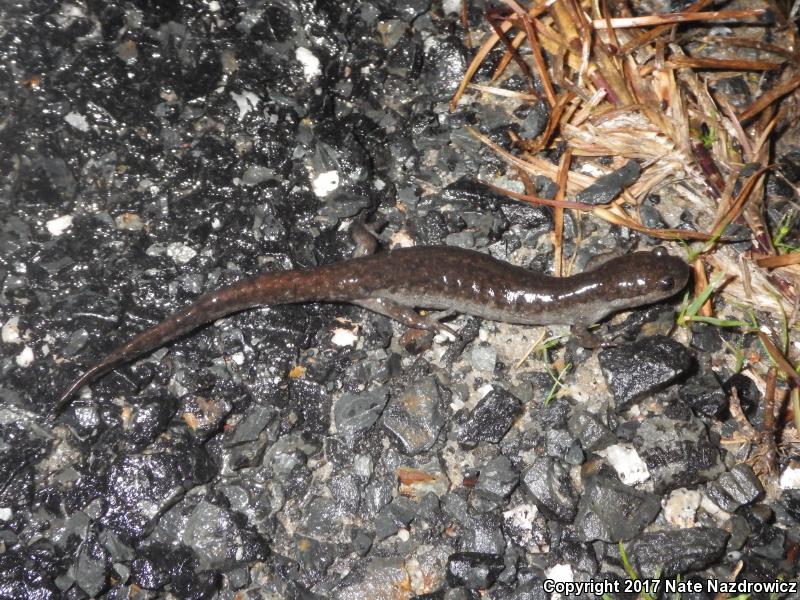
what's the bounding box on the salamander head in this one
[602,246,690,309]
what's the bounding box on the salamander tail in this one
[55,357,120,415]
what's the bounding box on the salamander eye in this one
[652,246,668,258]
[657,275,675,291]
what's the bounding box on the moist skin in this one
[56,246,690,412]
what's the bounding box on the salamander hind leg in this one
[353,298,456,335]
[572,322,607,349]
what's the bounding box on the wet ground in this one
[0,1,799,598]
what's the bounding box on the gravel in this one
[1,0,798,597]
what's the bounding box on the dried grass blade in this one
[480,180,599,210]
[716,94,753,158]
[738,74,800,123]
[666,56,784,70]
[466,125,543,179]
[592,9,768,29]
[487,12,541,97]
[758,331,800,388]
[591,207,719,240]
[698,35,798,60]
[460,0,474,49]
[620,0,714,54]
[520,92,575,151]
[693,259,713,317]
[598,0,620,51]
[553,149,572,277]
[450,1,556,110]
[754,253,800,269]
[501,0,557,106]
[702,167,769,254]
[492,29,528,82]
[481,178,720,241]
[467,83,541,100]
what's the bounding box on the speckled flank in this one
[57,246,689,410]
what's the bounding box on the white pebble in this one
[46,215,73,236]
[295,47,321,81]
[599,444,650,485]
[331,327,358,347]
[1,316,21,344]
[15,346,34,367]
[779,462,800,489]
[545,563,574,584]
[311,170,339,197]
[166,242,197,264]
[64,111,89,131]
[662,488,701,527]
[230,90,260,121]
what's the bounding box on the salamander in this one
[56,245,689,412]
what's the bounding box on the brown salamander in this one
[57,246,689,412]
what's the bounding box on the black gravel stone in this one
[473,455,519,508]
[383,376,445,455]
[632,415,724,492]
[782,489,800,521]
[352,528,374,557]
[723,373,761,417]
[102,449,216,541]
[179,393,232,440]
[709,76,752,109]
[640,203,667,229]
[182,500,269,570]
[678,369,727,417]
[618,527,730,578]
[295,535,338,579]
[779,148,800,183]
[72,534,110,597]
[457,388,522,445]
[568,410,617,452]
[519,101,550,139]
[173,569,222,600]
[460,511,506,554]
[221,403,281,470]
[574,474,660,542]
[693,325,724,355]
[334,386,389,448]
[521,457,578,522]
[497,200,552,236]
[0,543,61,598]
[1,0,785,593]
[374,496,417,540]
[544,427,575,459]
[599,336,694,407]
[445,552,505,589]
[706,463,764,512]
[130,553,170,590]
[576,160,641,205]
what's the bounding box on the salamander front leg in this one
[353,298,456,336]
[350,222,380,257]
